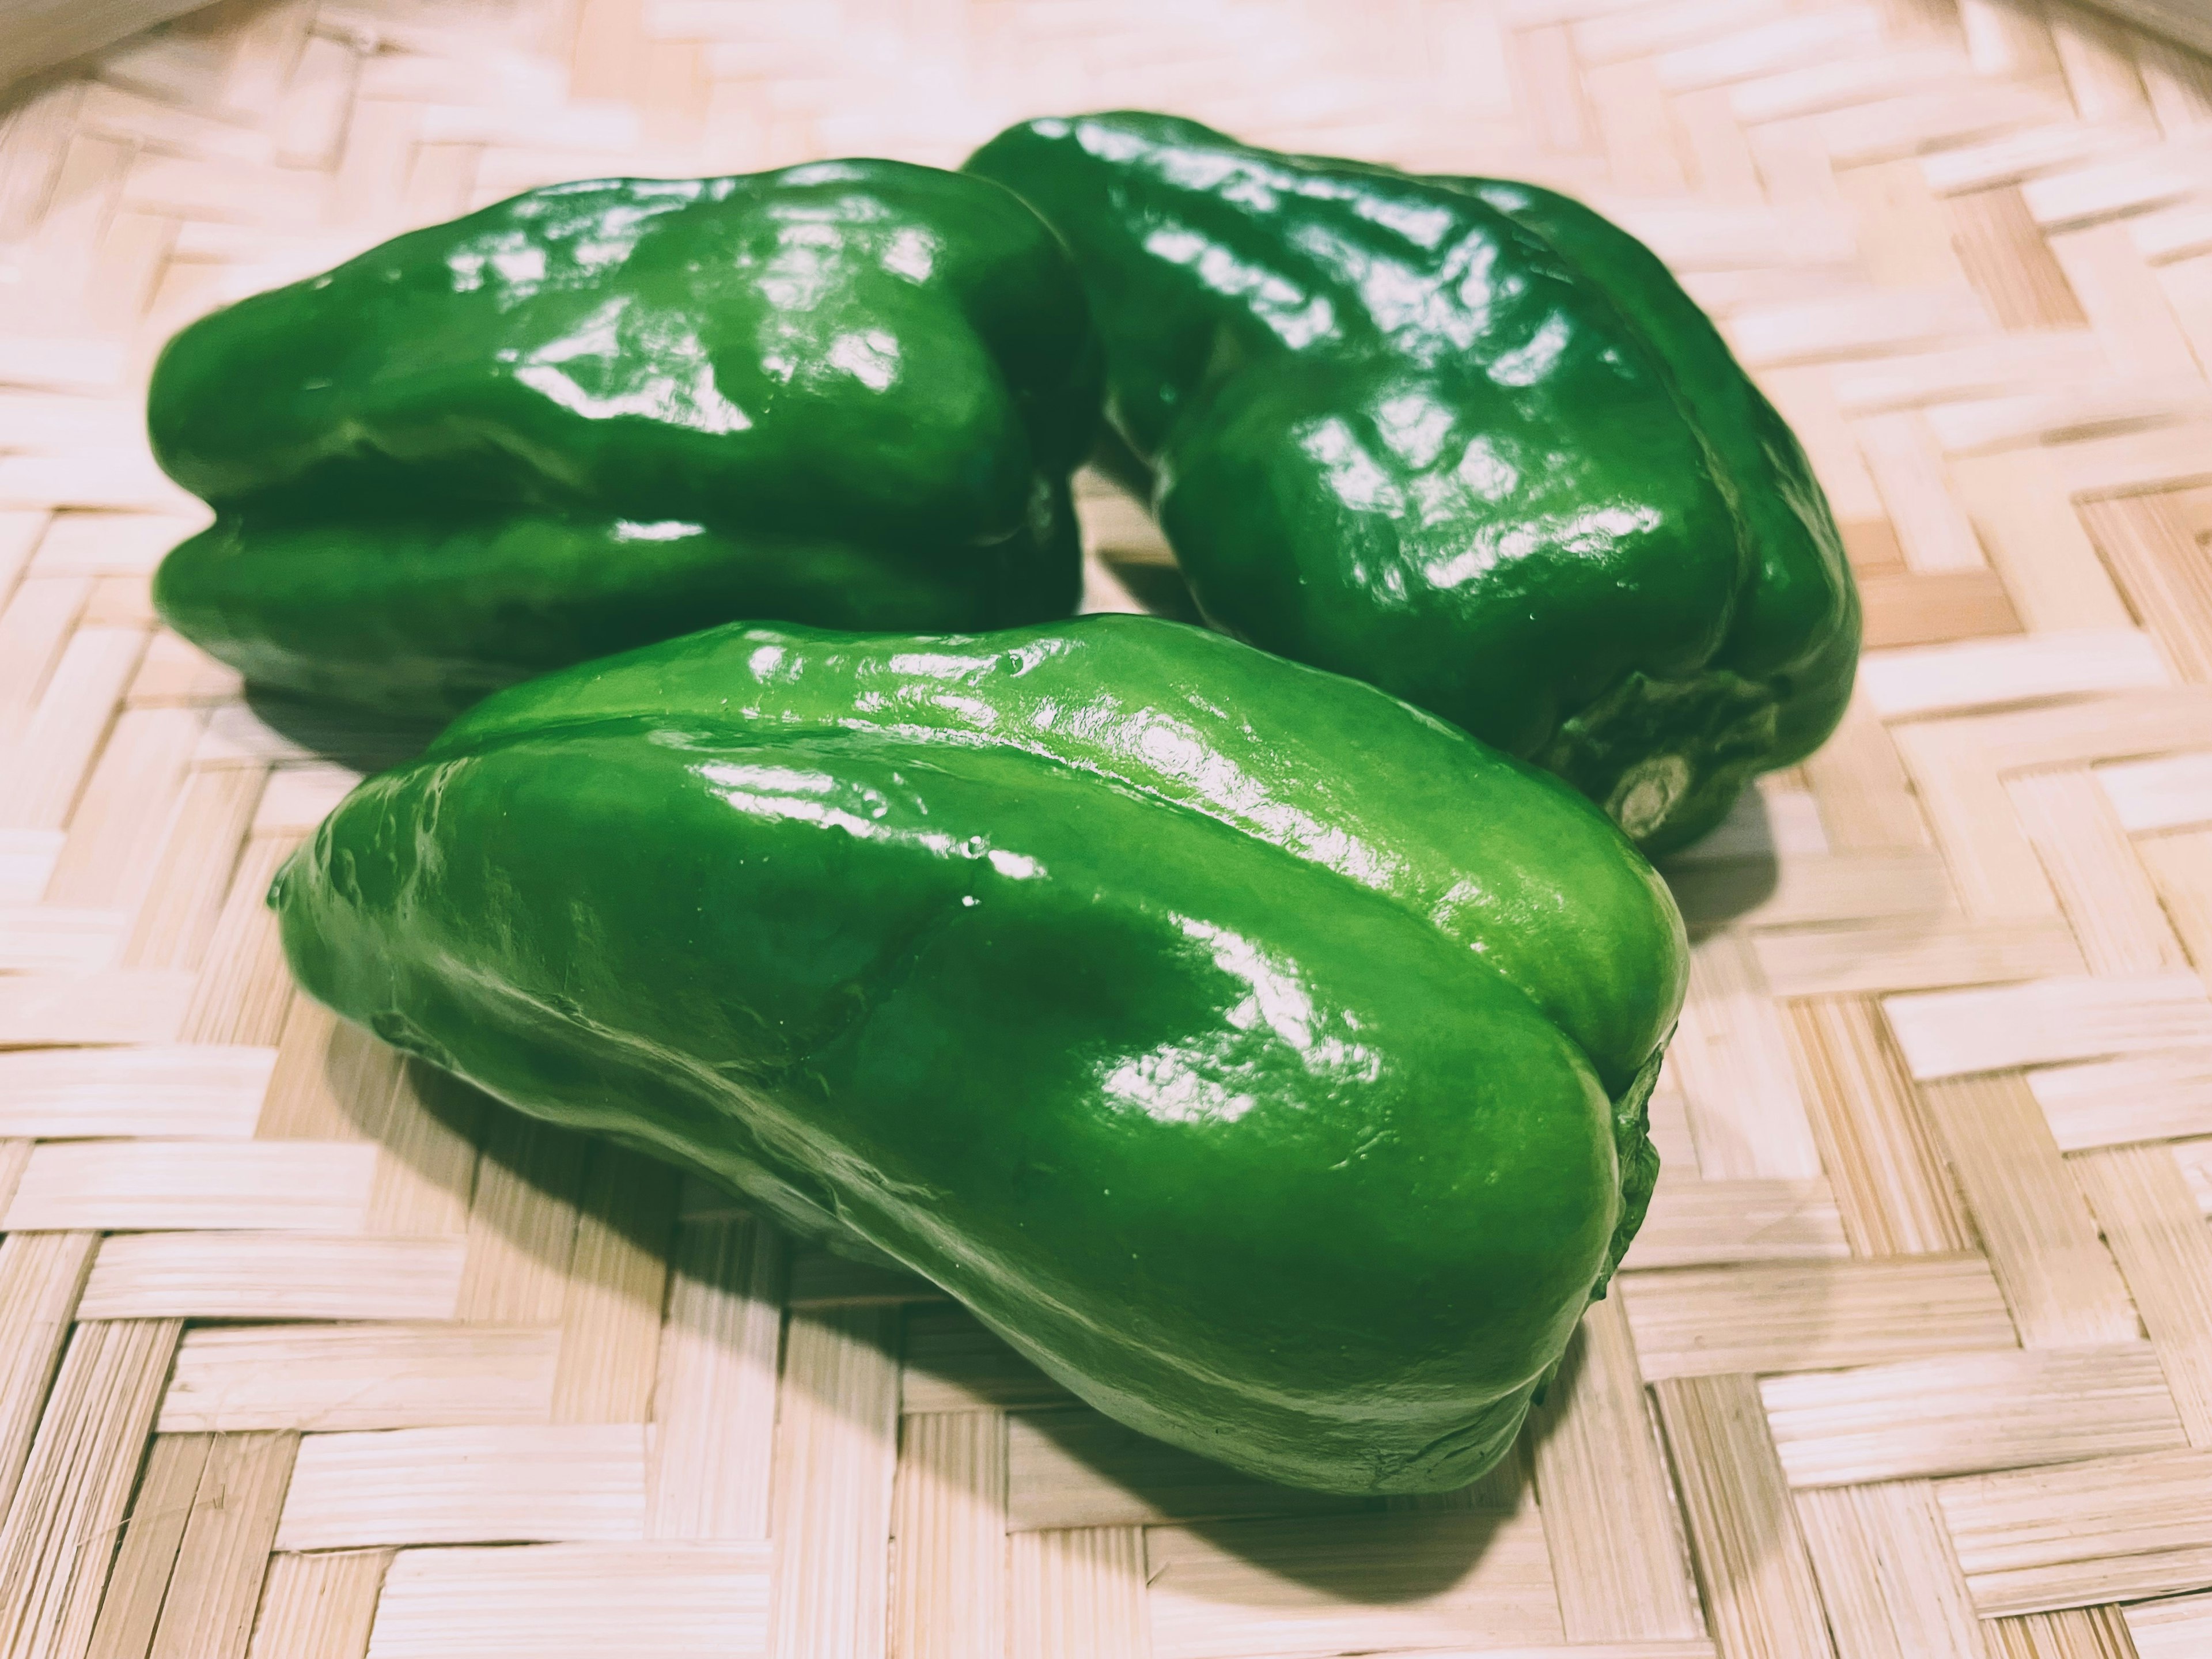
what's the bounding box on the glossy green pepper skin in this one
[147,161,1101,722]
[274,615,1684,1493]
[967,113,1859,854]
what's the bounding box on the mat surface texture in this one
[9,0,2212,1655]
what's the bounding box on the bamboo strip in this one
[767,1308,899,1659]
[1,1139,376,1233]
[2069,1144,2212,1443]
[1006,1406,1359,1532]
[2031,1049,2212,1147]
[1528,1291,1707,1643]
[551,1149,675,1424]
[1652,1374,1835,1659]
[1794,1480,1989,1659]
[1007,1528,1147,1659]
[273,1425,649,1551]
[0,1319,183,1659]
[146,1431,298,1659]
[0,1045,272,1142]
[359,1544,772,1659]
[1760,1344,2186,1486]
[159,1324,559,1434]
[85,1432,211,1659]
[1620,1255,2018,1378]
[77,1232,464,1322]
[888,1412,1005,1659]
[1918,1075,2141,1346]
[245,1551,390,1659]
[647,1212,784,1542]
[0,1232,96,1525]
[1938,1446,2212,1614]
[1786,997,1976,1255]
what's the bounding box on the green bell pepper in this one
[147,161,1102,722]
[967,113,1860,854]
[274,613,1685,1494]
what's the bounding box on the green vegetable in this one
[147,162,1101,722]
[274,614,1685,1494]
[967,113,1859,853]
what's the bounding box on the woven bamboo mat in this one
[10,1,2212,1656]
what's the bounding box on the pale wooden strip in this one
[1854,408,1988,572]
[768,1305,899,1657]
[2171,1135,2212,1212]
[1007,1527,1147,1659]
[456,1112,586,1324]
[0,967,193,1046]
[2081,494,2212,684]
[43,706,203,913]
[2070,1145,2212,1444]
[181,832,302,1047]
[253,766,359,837]
[1529,1291,1706,1642]
[0,1230,94,1518]
[2129,1590,2212,1659]
[1992,1605,2147,1657]
[363,1544,772,1659]
[1921,1075,2139,1346]
[1621,1176,1849,1268]
[1858,630,2168,719]
[1652,1374,1835,1659]
[2012,770,2188,974]
[161,1323,559,1434]
[1762,1344,2186,1486]
[1,624,147,830]
[1006,1404,1358,1532]
[0,577,90,736]
[246,1550,391,1659]
[365,1063,480,1238]
[1729,286,1993,368]
[1665,849,1953,934]
[1620,1255,2018,1378]
[1802,697,1930,852]
[1145,1506,1562,1658]
[127,631,240,707]
[275,1425,647,1551]
[2032,1050,2212,1148]
[648,1213,783,1541]
[85,1432,211,1659]
[257,999,401,1143]
[1796,1480,1990,1659]
[1952,452,2133,637]
[1832,334,2110,414]
[1938,1446,2212,1615]
[1853,566,2023,649]
[121,766,264,971]
[552,1148,674,1423]
[901,1305,1068,1415]
[0,904,124,972]
[1787,997,1976,1255]
[0,1319,183,1659]
[1751,915,2085,997]
[788,1245,943,1308]
[0,1141,24,1224]
[0,1044,272,1140]
[2,1139,376,1232]
[2099,750,2212,830]
[1669,931,1825,1179]
[147,1431,300,1659]
[1926,377,2212,457]
[79,1231,465,1321]
[27,513,197,577]
[1886,975,2212,1079]
[2141,832,2212,995]
[0,831,60,905]
[890,1413,1005,1659]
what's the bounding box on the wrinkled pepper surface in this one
[274,614,1687,1494]
[147,161,1101,721]
[967,113,1860,854]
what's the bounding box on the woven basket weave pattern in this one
[8,1,2212,1655]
